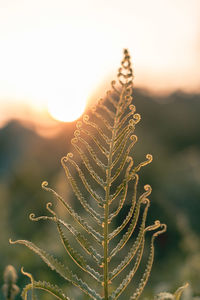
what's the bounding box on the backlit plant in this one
[10,49,166,299]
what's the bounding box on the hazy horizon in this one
[0,0,200,124]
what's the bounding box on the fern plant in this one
[10,49,166,300]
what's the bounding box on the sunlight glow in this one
[0,0,199,126]
[47,89,87,123]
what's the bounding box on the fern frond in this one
[110,139,137,184]
[108,184,151,243]
[119,186,150,243]
[11,49,167,300]
[22,280,70,300]
[56,222,86,267]
[106,90,118,109]
[61,151,104,224]
[108,173,138,226]
[130,223,167,300]
[111,134,137,169]
[109,198,149,257]
[10,239,102,300]
[110,222,163,300]
[64,152,106,188]
[83,114,111,144]
[73,130,107,170]
[76,122,109,157]
[30,204,103,266]
[108,182,128,223]
[109,220,161,281]
[111,80,120,95]
[72,274,102,300]
[98,99,116,120]
[110,238,144,282]
[110,166,139,204]
[155,283,189,300]
[61,154,105,208]
[9,239,74,281]
[91,106,113,131]
[114,114,139,143]
[130,154,153,175]
[116,104,136,131]
[110,241,144,300]
[23,278,102,300]
[42,181,103,243]
[113,124,134,154]
[173,283,189,300]
[57,222,102,282]
[109,180,127,203]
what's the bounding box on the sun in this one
[47,89,87,123]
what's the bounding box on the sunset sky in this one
[0,0,200,124]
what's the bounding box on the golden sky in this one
[0,0,200,123]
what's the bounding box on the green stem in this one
[103,88,125,299]
[103,183,110,299]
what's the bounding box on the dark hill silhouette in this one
[0,90,199,298]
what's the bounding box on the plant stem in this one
[103,92,122,299]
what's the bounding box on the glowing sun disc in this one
[47,93,86,123]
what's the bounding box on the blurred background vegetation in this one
[0,89,200,299]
